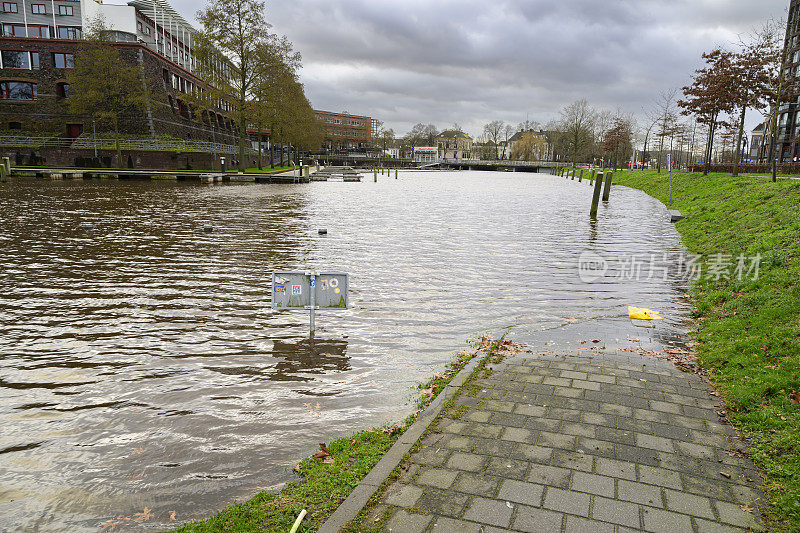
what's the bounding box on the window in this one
[2,2,17,12]
[57,4,72,15]
[26,25,50,38]
[53,52,74,68]
[1,50,31,69]
[2,24,26,37]
[56,82,69,98]
[0,81,37,100]
[30,51,39,68]
[31,3,45,14]
[8,121,21,129]
[57,26,80,39]
[137,21,143,32]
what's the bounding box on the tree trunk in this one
[238,114,246,172]
[258,133,263,170]
[733,108,746,177]
[704,120,716,176]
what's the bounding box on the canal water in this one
[0,171,692,531]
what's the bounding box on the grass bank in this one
[615,169,800,531]
[172,339,500,533]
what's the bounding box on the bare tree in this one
[558,100,597,167]
[483,120,504,158]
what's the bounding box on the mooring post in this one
[590,172,604,218]
[578,169,584,182]
[309,273,316,335]
[602,171,614,201]
[590,169,596,185]
[374,169,377,182]
[395,169,398,179]
[0,163,6,182]
[571,168,576,180]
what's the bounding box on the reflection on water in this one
[0,171,692,531]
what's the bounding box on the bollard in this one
[602,171,613,201]
[395,169,398,179]
[374,169,377,182]
[578,169,583,183]
[590,169,596,185]
[571,168,576,180]
[590,172,604,218]
[0,164,5,182]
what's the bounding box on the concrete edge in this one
[317,350,487,533]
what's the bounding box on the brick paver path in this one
[368,351,765,532]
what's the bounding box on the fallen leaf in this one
[720,472,731,479]
[130,448,144,455]
[312,443,330,460]
[169,511,177,521]
[789,391,800,405]
[740,504,754,513]
[294,463,301,472]
[133,507,154,523]
[323,456,335,464]
[420,385,436,396]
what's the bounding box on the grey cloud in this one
[175,0,787,136]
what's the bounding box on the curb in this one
[317,350,487,533]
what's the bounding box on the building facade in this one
[776,0,800,161]
[0,0,237,144]
[435,129,473,160]
[314,110,373,150]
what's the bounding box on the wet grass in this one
[615,169,800,531]
[171,338,496,533]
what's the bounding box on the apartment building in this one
[314,109,374,150]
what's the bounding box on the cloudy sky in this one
[178,0,788,137]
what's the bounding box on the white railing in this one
[0,136,256,155]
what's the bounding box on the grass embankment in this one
[173,339,501,533]
[11,166,293,173]
[615,170,800,531]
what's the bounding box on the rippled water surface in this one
[0,171,692,531]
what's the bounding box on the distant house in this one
[436,130,474,160]
[501,130,550,161]
[750,123,766,161]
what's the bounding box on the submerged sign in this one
[271,271,349,311]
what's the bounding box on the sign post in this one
[272,271,349,335]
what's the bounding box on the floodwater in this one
[0,171,693,531]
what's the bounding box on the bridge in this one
[314,153,564,173]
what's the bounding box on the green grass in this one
[172,338,498,532]
[615,170,800,531]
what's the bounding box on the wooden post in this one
[590,169,596,185]
[590,172,604,218]
[571,168,576,180]
[0,163,5,182]
[578,169,584,182]
[602,171,613,201]
[374,169,377,182]
[395,169,398,179]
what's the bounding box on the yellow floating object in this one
[628,306,663,320]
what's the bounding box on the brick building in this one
[0,0,237,144]
[777,0,800,161]
[314,109,374,150]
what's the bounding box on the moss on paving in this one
[171,339,494,532]
[615,170,800,531]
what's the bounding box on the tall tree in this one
[558,100,597,167]
[652,90,679,173]
[601,116,634,170]
[510,131,547,161]
[483,120,504,159]
[67,17,148,167]
[196,0,272,171]
[678,50,736,175]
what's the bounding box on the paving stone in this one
[551,449,594,472]
[565,515,615,533]
[414,447,451,467]
[472,437,515,458]
[591,496,641,528]
[550,406,585,420]
[445,452,485,472]
[664,488,715,519]
[441,421,468,434]
[484,456,529,480]
[462,496,513,528]
[543,377,572,387]
[561,370,588,380]
[464,410,491,423]
[694,518,750,532]
[537,431,576,450]
[635,433,675,453]
[430,516,483,533]
[484,399,515,413]
[526,464,571,488]
[714,500,764,530]
[542,487,591,516]
[524,417,561,431]
[416,468,458,489]
[572,379,602,391]
[554,386,584,398]
[616,443,659,466]
[497,479,544,507]
[415,487,469,517]
[618,479,664,508]
[652,422,692,441]
[649,401,683,415]
[595,457,637,480]
[451,472,500,497]
[514,403,547,417]
[465,423,503,438]
[511,506,564,533]
[441,434,475,452]
[599,403,634,417]
[560,421,597,438]
[384,484,424,507]
[638,464,683,490]
[616,416,654,434]
[571,471,615,497]
[675,441,717,460]
[641,507,693,533]
[500,426,536,443]
[575,437,615,458]
[682,474,734,501]
[582,412,617,427]
[512,443,554,464]
[596,426,635,445]
[385,509,432,533]
[588,373,616,384]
